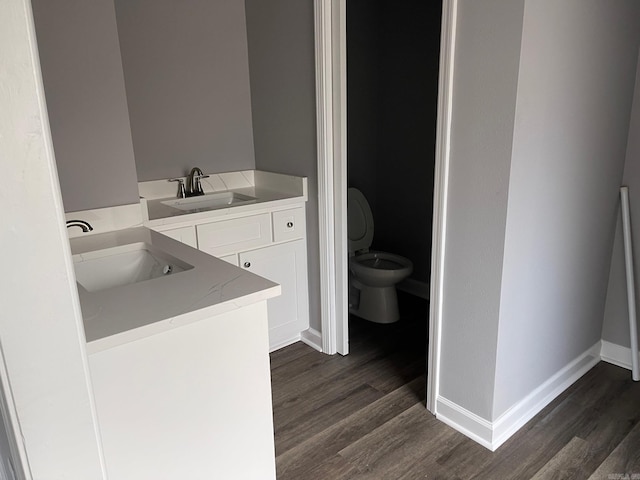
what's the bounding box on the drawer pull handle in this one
[287,221,294,228]
[243,262,251,268]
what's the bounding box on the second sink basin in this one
[161,192,256,212]
[73,242,193,292]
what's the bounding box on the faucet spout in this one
[66,220,93,233]
[186,167,209,196]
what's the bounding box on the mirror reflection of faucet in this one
[66,220,93,232]
[186,167,210,197]
[168,178,187,198]
[168,168,210,198]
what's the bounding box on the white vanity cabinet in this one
[149,204,309,351]
[89,302,277,480]
[239,239,309,350]
[152,224,197,248]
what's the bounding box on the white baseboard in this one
[600,340,640,370]
[397,278,430,300]
[436,341,601,451]
[436,397,493,450]
[300,328,323,352]
[269,334,301,353]
[490,342,601,449]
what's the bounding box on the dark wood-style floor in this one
[270,293,640,479]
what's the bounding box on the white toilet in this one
[348,187,413,324]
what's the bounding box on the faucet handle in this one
[193,174,209,195]
[168,178,186,198]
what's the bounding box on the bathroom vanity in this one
[71,228,280,479]
[139,170,311,352]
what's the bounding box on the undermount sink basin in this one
[73,242,193,292]
[161,192,256,212]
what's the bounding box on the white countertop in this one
[140,170,308,228]
[145,186,302,225]
[70,227,280,353]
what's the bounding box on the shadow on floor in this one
[348,290,429,402]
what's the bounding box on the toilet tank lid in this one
[348,187,374,252]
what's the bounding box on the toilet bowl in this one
[348,188,413,324]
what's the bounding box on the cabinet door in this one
[239,240,309,351]
[153,225,197,248]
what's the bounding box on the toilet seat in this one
[350,251,413,287]
[350,251,412,271]
[347,187,413,323]
[348,188,374,252]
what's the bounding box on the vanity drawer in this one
[153,225,197,248]
[272,207,305,243]
[196,213,272,257]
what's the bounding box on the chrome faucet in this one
[186,167,210,197]
[66,220,93,232]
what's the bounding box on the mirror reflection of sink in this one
[161,192,256,212]
[73,242,193,292]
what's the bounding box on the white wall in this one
[603,53,640,350]
[0,0,105,477]
[438,0,525,420]
[493,0,640,419]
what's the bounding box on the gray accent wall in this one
[114,0,256,181]
[31,0,139,212]
[439,0,525,420]
[347,0,441,284]
[244,0,321,331]
[603,54,640,349]
[493,0,640,419]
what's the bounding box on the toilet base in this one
[349,278,400,324]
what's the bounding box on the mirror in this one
[32,0,256,212]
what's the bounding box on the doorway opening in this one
[345,0,442,380]
[315,0,457,412]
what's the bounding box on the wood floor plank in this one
[275,382,384,455]
[338,403,462,479]
[588,420,640,480]
[270,293,640,480]
[529,436,591,480]
[269,341,312,370]
[272,348,418,422]
[288,453,359,480]
[276,378,424,480]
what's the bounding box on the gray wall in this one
[114,0,256,181]
[31,0,139,212]
[438,0,525,420]
[347,0,440,284]
[603,54,640,349]
[244,0,321,331]
[493,0,640,419]
[346,0,379,218]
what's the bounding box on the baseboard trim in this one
[600,340,640,371]
[397,278,430,300]
[491,341,601,450]
[269,335,301,353]
[301,328,323,353]
[436,341,601,451]
[436,397,493,450]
